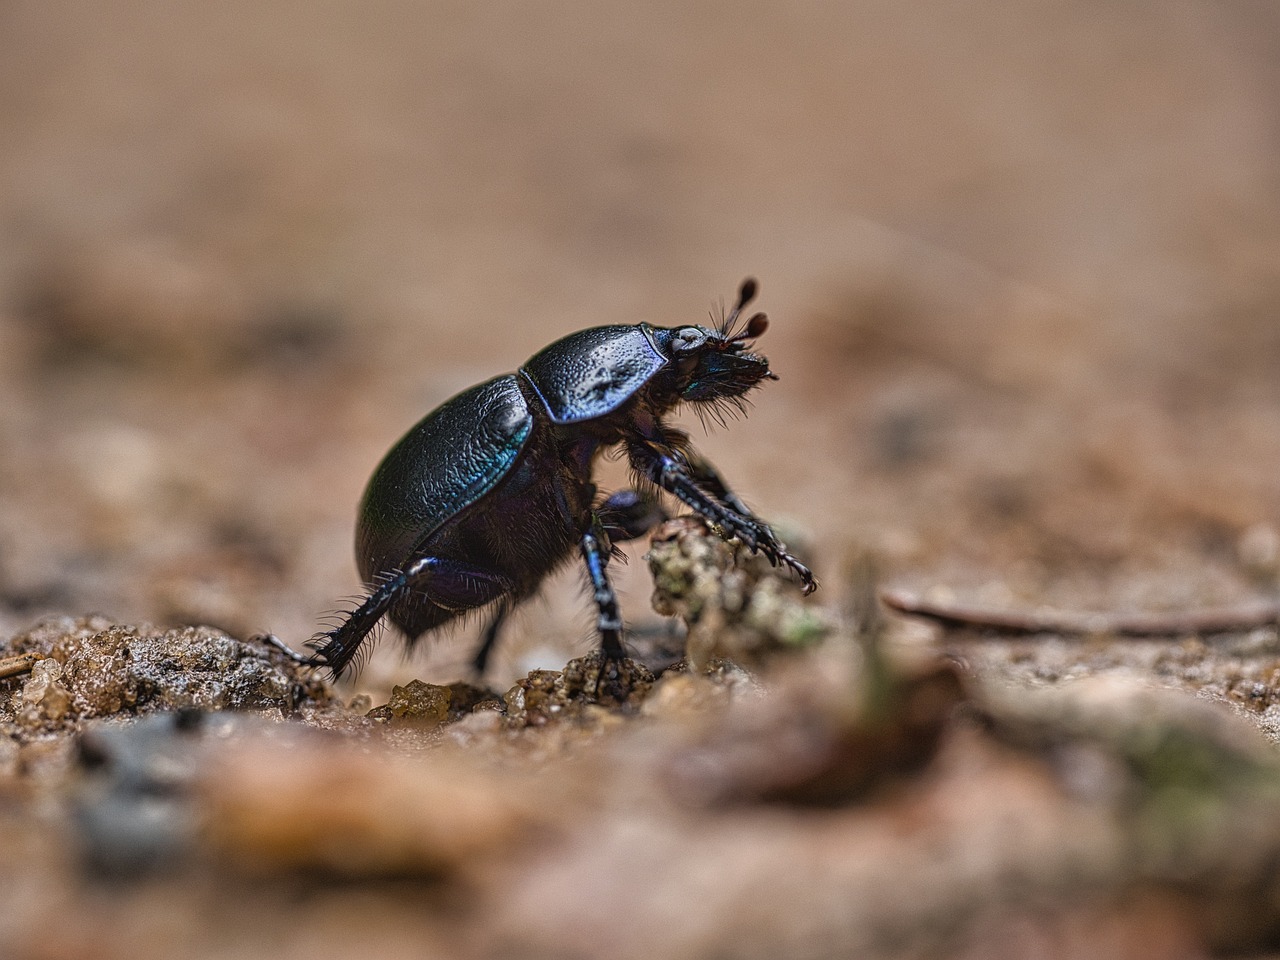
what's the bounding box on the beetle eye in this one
[672,327,708,354]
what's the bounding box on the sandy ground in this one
[2,1,1280,957]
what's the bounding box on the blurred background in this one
[1,0,1278,694]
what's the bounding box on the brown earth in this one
[2,1,1280,957]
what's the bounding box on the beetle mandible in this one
[309,279,816,678]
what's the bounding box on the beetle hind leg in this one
[308,564,420,678]
[309,556,514,679]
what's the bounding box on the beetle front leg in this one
[683,453,755,517]
[580,521,627,660]
[628,442,817,594]
[683,455,797,585]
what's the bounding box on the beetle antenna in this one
[738,311,769,341]
[719,278,760,340]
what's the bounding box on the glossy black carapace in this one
[309,279,815,678]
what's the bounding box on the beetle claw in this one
[248,633,312,665]
[593,655,618,699]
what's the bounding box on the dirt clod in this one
[648,516,831,669]
[367,679,452,727]
[0,618,331,738]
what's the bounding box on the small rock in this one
[15,658,72,728]
[504,670,563,727]
[367,680,452,727]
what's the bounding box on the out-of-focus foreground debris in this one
[5,529,1280,959]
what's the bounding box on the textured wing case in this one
[356,374,533,579]
[520,325,665,424]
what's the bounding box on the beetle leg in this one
[683,454,799,579]
[248,632,311,664]
[309,556,513,678]
[627,443,817,594]
[580,522,627,661]
[598,488,667,543]
[472,602,509,677]
[684,454,754,517]
[645,429,756,515]
[416,559,514,612]
[308,561,421,677]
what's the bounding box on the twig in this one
[0,652,41,679]
[880,589,1280,637]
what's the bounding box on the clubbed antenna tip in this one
[718,278,762,339]
[743,312,769,340]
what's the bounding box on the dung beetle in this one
[309,279,816,678]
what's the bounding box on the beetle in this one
[308,279,816,679]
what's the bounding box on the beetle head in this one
[651,278,777,419]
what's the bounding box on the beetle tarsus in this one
[631,442,817,595]
[683,447,816,593]
[249,632,312,665]
[308,566,415,677]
